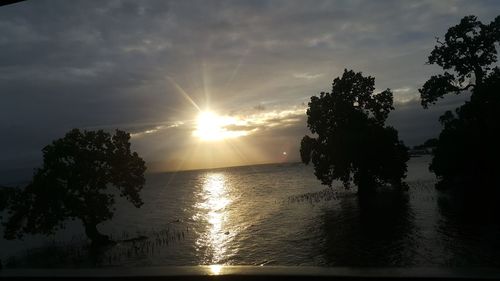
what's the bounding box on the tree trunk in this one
[82,219,112,246]
[474,66,484,87]
[356,169,377,197]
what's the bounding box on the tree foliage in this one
[0,185,15,218]
[430,69,500,190]
[300,69,409,195]
[420,15,500,108]
[413,138,438,150]
[419,15,500,191]
[2,129,146,245]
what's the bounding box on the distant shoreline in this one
[149,161,304,174]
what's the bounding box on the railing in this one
[2,266,500,280]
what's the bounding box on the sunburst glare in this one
[193,111,248,141]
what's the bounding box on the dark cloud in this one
[1,0,498,180]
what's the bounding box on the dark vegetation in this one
[419,15,500,191]
[301,15,500,197]
[0,185,15,216]
[300,69,409,196]
[409,138,437,157]
[1,129,146,246]
[412,138,438,151]
[1,224,188,268]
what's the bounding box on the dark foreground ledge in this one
[2,266,500,280]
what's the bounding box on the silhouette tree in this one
[2,129,146,245]
[0,185,13,219]
[300,69,409,195]
[420,15,500,108]
[419,15,500,190]
[412,138,438,151]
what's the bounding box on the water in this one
[2,155,500,267]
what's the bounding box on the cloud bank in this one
[0,0,498,179]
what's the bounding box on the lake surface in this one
[2,155,500,268]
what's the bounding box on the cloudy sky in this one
[0,0,498,179]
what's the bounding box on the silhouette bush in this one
[2,129,146,245]
[419,15,500,191]
[300,69,409,195]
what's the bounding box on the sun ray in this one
[202,61,211,110]
[166,75,201,112]
[223,48,250,89]
[222,139,251,166]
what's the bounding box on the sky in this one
[0,0,499,179]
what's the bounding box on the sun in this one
[193,111,226,141]
[193,111,247,141]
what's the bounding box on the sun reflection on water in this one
[194,173,232,264]
[208,264,223,275]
